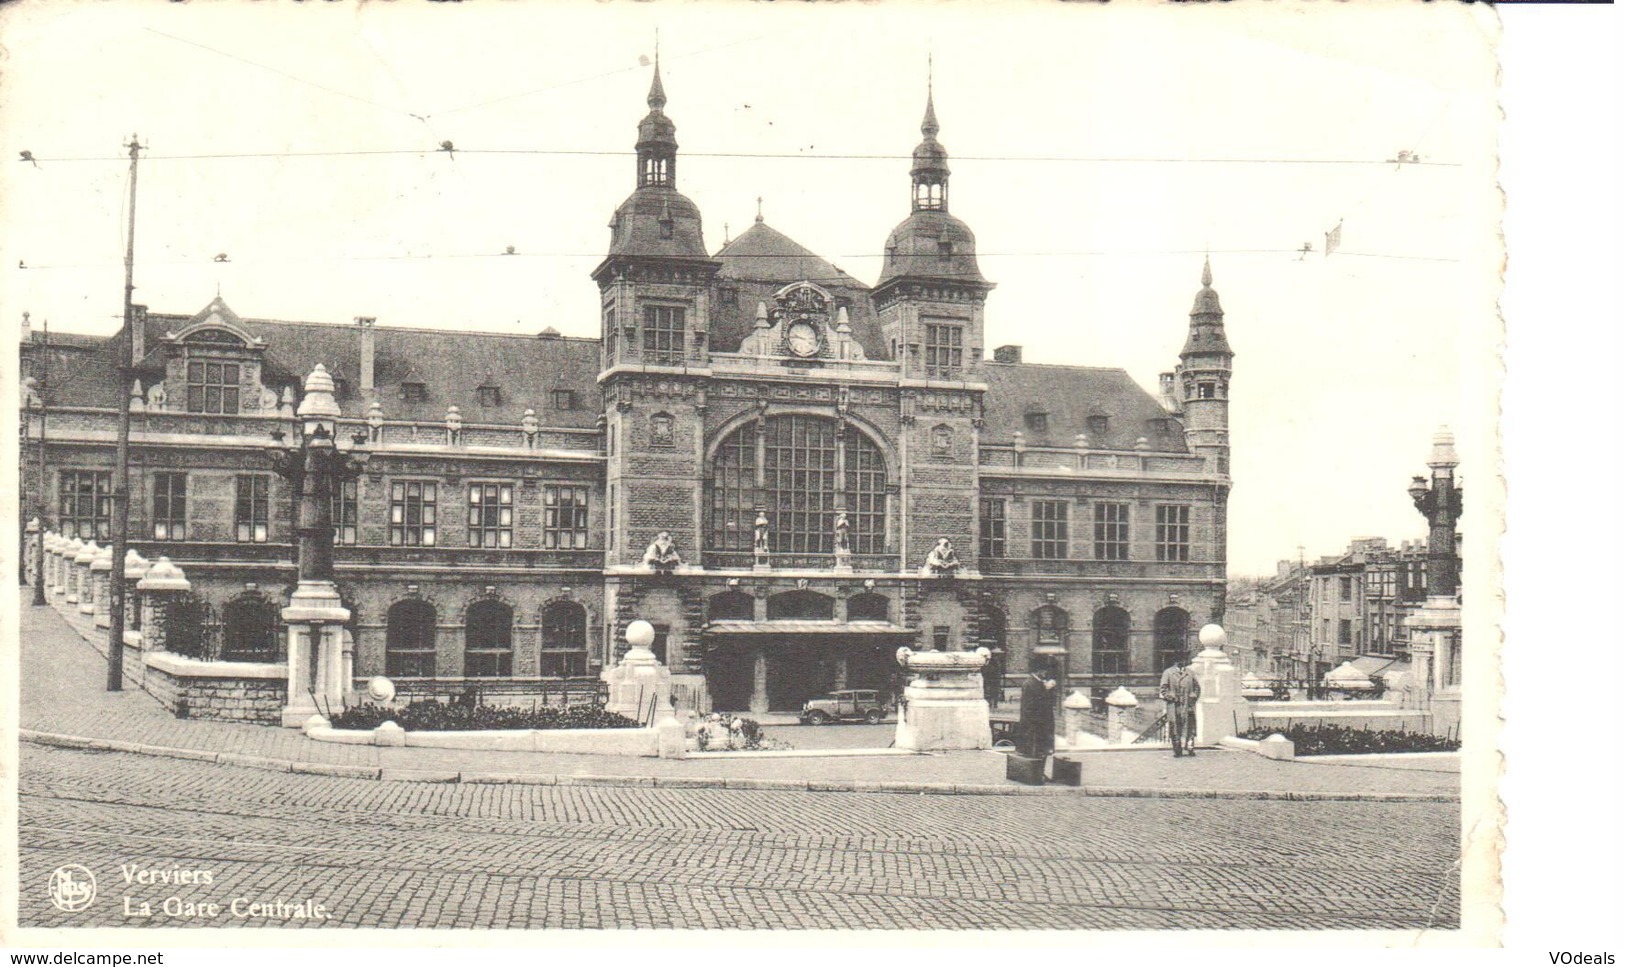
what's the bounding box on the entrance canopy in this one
[704,620,915,636]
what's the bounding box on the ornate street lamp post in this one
[1405,427,1464,695]
[265,364,369,727]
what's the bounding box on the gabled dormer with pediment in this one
[154,297,277,414]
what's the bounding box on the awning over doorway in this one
[703,620,916,636]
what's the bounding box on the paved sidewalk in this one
[19,589,1458,799]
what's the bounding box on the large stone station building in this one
[20,64,1234,716]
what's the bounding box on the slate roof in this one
[34,300,603,428]
[711,221,889,359]
[981,361,1188,452]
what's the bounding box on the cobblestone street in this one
[17,744,1460,930]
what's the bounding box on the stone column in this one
[282,581,350,728]
[1104,686,1139,744]
[1062,690,1091,746]
[123,550,150,648]
[136,558,191,654]
[893,647,992,751]
[43,533,60,594]
[601,620,676,724]
[750,649,769,715]
[91,544,114,626]
[62,538,85,603]
[24,518,40,587]
[1191,624,1249,746]
[74,540,99,613]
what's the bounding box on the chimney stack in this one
[131,304,147,362]
[356,316,377,399]
[993,345,1022,364]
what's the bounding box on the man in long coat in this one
[1017,665,1058,759]
[1159,653,1202,757]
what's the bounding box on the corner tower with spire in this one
[1176,257,1234,476]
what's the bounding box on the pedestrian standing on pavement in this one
[1017,664,1057,760]
[1159,653,1201,758]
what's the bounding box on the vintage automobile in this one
[799,689,891,725]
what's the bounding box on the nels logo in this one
[47,865,97,912]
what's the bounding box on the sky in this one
[0,1,1501,577]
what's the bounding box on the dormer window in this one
[1024,411,1049,433]
[552,389,577,411]
[1087,415,1109,438]
[400,382,427,403]
[476,385,503,407]
[186,361,240,414]
[937,239,955,258]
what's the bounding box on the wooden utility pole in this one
[32,315,49,606]
[107,134,141,691]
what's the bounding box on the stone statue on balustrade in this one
[641,531,682,572]
[921,537,961,577]
[753,512,770,557]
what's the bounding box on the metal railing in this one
[382,676,608,708]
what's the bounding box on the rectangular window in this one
[978,498,1007,559]
[552,389,577,411]
[1339,576,1353,601]
[185,360,241,414]
[476,386,502,407]
[1031,500,1069,560]
[399,382,427,403]
[607,484,615,550]
[1094,502,1130,561]
[1155,504,1191,562]
[151,472,187,541]
[643,305,686,365]
[467,482,515,548]
[331,479,359,546]
[543,485,590,550]
[60,470,112,540]
[389,480,438,546]
[234,475,271,543]
[1338,619,1352,645]
[924,323,964,378]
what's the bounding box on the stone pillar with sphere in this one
[602,620,675,725]
[1191,623,1249,745]
[893,646,992,751]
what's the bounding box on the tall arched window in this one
[1154,607,1192,672]
[708,415,887,554]
[222,594,280,662]
[465,600,514,677]
[540,601,588,678]
[1092,606,1131,676]
[386,599,437,677]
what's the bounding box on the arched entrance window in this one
[540,601,588,678]
[386,599,437,677]
[1092,606,1130,676]
[1154,607,1192,673]
[707,591,755,622]
[767,590,835,620]
[465,600,514,677]
[709,415,888,554]
[222,594,280,662]
[847,592,890,622]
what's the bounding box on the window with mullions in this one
[331,479,359,545]
[924,323,963,378]
[234,475,270,543]
[152,472,187,541]
[389,481,437,546]
[642,305,686,365]
[186,361,241,414]
[60,470,111,540]
[979,498,1006,559]
[1094,502,1130,561]
[467,482,515,548]
[543,485,589,550]
[1155,504,1191,562]
[707,415,889,555]
[1031,500,1069,560]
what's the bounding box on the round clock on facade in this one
[787,321,820,357]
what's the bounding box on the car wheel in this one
[806,711,830,726]
[863,708,884,725]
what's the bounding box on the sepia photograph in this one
[0,0,1518,948]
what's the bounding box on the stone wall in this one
[142,655,287,725]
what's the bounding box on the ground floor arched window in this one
[1154,607,1191,672]
[386,599,437,677]
[222,594,280,662]
[847,592,890,622]
[465,599,514,677]
[1092,606,1130,676]
[707,591,754,622]
[540,601,588,677]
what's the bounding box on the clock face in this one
[787,321,820,357]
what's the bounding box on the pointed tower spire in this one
[909,58,950,213]
[647,32,667,110]
[1201,255,1212,288]
[634,47,678,190]
[922,54,939,138]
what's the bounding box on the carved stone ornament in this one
[922,538,961,577]
[641,531,683,571]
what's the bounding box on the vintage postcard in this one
[1,0,1503,951]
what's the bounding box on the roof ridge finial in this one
[755,196,764,224]
[647,31,667,111]
[921,53,939,139]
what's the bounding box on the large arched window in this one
[1092,606,1130,676]
[386,599,437,677]
[465,600,514,677]
[767,590,835,621]
[709,415,887,554]
[707,591,755,622]
[540,601,588,678]
[847,592,890,622]
[222,594,280,662]
[1154,607,1191,673]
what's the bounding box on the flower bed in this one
[330,699,640,732]
[1238,723,1460,756]
[692,714,791,752]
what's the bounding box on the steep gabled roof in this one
[981,361,1188,453]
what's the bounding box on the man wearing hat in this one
[1159,652,1201,758]
[1017,662,1058,760]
